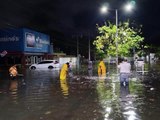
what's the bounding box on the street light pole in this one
[77,36,79,59]
[76,35,79,71]
[100,2,135,66]
[88,34,91,61]
[115,9,118,66]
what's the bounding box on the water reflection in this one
[120,85,130,101]
[9,80,18,104]
[120,84,140,120]
[60,79,69,98]
[0,64,159,119]
[96,78,112,119]
[88,69,93,77]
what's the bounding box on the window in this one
[38,61,53,64]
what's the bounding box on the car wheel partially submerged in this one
[48,66,53,69]
[31,66,36,70]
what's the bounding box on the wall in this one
[58,57,77,67]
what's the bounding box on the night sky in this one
[0,0,160,56]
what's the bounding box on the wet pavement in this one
[0,63,160,120]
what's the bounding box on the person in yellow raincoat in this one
[9,64,18,80]
[98,59,106,77]
[60,62,69,80]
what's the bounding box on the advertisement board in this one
[23,28,50,53]
[0,28,50,53]
[0,29,23,52]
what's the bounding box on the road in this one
[0,63,160,120]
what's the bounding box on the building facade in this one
[0,28,52,67]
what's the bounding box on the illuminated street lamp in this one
[100,1,135,66]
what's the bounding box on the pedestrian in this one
[88,60,93,70]
[118,58,131,86]
[60,62,70,80]
[9,64,18,80]
[98,59,106,78]
[69,61,72,70]
[68,61,73,77]
[88,60,93,76]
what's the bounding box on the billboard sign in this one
[23,28,50,53]
[0,29,23,52]
[0,28,51,53]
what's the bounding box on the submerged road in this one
[0,63,160,120]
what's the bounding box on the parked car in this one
[29,60,60,70]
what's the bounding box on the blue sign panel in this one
[0,28,50,53]
[0,29,23,52]
[23,28,50,53]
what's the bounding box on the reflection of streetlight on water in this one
[100,1,135,66]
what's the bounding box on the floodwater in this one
[0,63,160,120]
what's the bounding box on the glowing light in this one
[100,6,108,14]
[124,2,135,12]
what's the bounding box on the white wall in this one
[58,57,77,67]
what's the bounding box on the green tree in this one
[93,21,144,57]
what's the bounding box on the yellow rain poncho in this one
[60,63,68,80]
[98,60,106,77]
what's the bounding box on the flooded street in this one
[0,63,160,120]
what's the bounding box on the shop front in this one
[0,28,52,68]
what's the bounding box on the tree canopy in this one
[93,21,144,58]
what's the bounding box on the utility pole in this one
[115,9,118,67]
[76,35,79,71]
[88,33,91,61]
